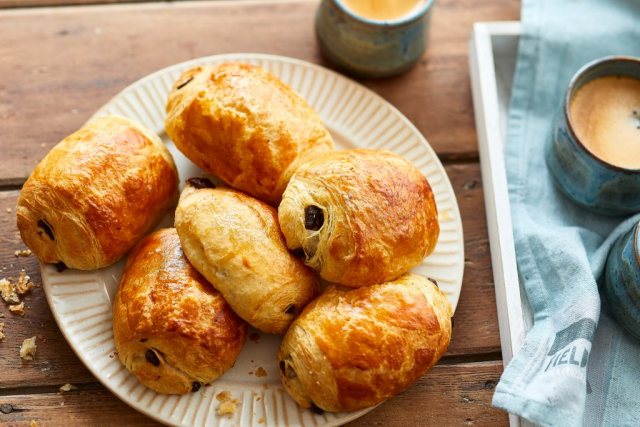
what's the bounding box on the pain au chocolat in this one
[278,273,452,412]
[16,115,178,270]
[165,62,334,205]
[113,228,247,394]
[174,180,318,334]
[278,149,439,287]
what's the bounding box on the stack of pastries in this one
[17,62,453,414]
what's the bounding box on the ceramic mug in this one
[545,56,640,216]
[315,0,434,78]
[604,222,640,340]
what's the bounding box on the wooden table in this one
[0,0,519,424]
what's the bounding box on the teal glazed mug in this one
[604,222,640,340]
[315,0,434,78]
[545,56,640,216]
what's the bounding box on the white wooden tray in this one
[469,21,535,427]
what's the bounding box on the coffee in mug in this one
[340,0,425,21]
[569,75,640,169]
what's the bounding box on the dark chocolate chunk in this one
[310,402,324,414]
[291,248,306,259]
[37,219,55,240]
[279,359,297,379]
[191,381,201,392]
[176,76,194,90]
[145,349,160,366]
[304,205,324,231]
[187,177,216,189]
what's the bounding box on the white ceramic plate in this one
[41,54,464,427]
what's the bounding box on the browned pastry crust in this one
[16,115,179,270]
[278,149,439,287]
[165,62,334,205]
[113,228,247,395]
[278,273,452,412]
[174,184,318,334]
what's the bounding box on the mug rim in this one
[564,55,640,174]
[333,0,435,27]
[635,222,640,267]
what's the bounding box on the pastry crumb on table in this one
[0,322,4,341]
[59,383,78,393]
[0,271,35,311]
[16,270,34,294]
[20,336,37,360]
[9,302,24,316]
[14,249,32,257]
[0,278,19,304]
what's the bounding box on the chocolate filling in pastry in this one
[304,206,324,231]
[176,77,194,90]
[37,219,54,240]
[145,349,161,367]
[187,177,216,189]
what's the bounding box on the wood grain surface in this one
[0,362,506,426]
[0,0,141,8]
[0,0,519,185]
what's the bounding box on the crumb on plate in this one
[255,367,267,377]
[216,391,231,402]
[215,390,239,417]
[20,336,37,360]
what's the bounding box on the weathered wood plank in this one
[0,361,506,426]
[0,0,520,185]
[0,0,147,8]
[0,191,97,388]
[348,361,506,426]
[0,163,499,389]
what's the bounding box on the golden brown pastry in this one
[165,62,334,205]
[278,273,452,412]
[174,180,318,334]
[113,228,247,395]
[16,115,178,270]
[278,149,439,287]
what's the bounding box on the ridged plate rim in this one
[41,53,464,427]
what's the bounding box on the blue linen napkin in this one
[491,1,640,426]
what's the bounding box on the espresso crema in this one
[569,75,640,169]
[340,0,425,21]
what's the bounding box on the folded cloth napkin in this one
[491,1,640,426]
